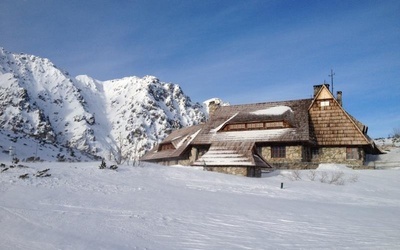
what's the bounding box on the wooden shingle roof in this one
[192,141,272,168]
[192,98,313,144]
[140,124,202,161]
[141,98,315,162]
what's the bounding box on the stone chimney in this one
[336,91,342,106]
[208,100,221,118]
[313,84,330,97]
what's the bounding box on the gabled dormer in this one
[158,142,176,151]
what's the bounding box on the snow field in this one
[0,162,399,249]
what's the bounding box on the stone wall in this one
[260,145,302,163]
[313,147,365,167]
[152,158,191,166]
[190,146,209,163]
[189,147,198,163]
[204,166,248,176]
[258,145,365,169]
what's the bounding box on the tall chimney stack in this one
[336,91,342,106]
[207,100,221,119]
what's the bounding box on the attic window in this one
[247,123,264,129]
[265,121,285,129]
[223,121,288,131]
[160,143,175,151]
[320,101,330,107]
[228,124,246,130]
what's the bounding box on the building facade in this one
[141,84,382,177]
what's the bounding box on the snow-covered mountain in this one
[0,47,208,161]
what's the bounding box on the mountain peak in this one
[0,47,208,161]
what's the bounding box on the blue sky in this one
[0,0,399,138]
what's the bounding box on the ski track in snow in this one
[0,162,399,249]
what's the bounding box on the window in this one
[311,148,319,158]
[160,143,175,151]
[346,147,359,160]
[271,146,286,158]
[265,121,284,129]
[247,123,264,129]
[223,121,288,131]
[320,101,330,107]
[228,124,246,130]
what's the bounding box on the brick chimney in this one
[336,91,342,106]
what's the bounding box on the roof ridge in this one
[225,98,313,108]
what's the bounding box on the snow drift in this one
[0,161,399,249]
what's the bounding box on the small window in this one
[228,124,246,130]
[160,143,175,151]
[247,123,264,129]
[311,148,319,158]
[346,147,359,160]
[265,121,284,129]
[320,101,330,107]
[271,146,286,158]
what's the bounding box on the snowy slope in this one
[367,137,400,168]
[0,129,96,162]
[0,47,208,161]
[0,161,399,249]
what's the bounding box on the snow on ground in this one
[0,161,400,250]
[367,137,400,169]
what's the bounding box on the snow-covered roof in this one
[193,99,312,144]
[192,141,272,168]
[211,128,295,142]
[250,106,293,115]
[142,99,313,163]
[141,124,204,161]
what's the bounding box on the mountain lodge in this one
[141,84,382,177]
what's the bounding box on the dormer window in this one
[247,123,264,129]
[219,106,294,132]
[265,121,285,129]
[228,124,246,130]
[159,143,175,151]
[222,121,289,131]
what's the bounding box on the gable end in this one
[309,85,369,146]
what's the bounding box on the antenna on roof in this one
[328,69,335,93]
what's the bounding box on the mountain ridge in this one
[0,47,212,162]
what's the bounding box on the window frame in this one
[228,123,246,130]
[311,147,320,159]
[346,147,359,160]
[160,143,175,151]
[271,146,286,158]
[247,122,264,129]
